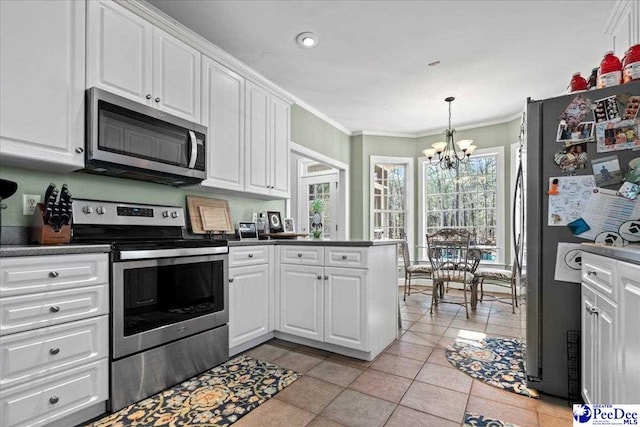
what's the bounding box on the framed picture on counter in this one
[238,222,258,240]
[284,218,295,233]
[267,211,283,233]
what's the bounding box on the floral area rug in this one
[463,412,519,427]
[446,337,539,398]
[87,355,300,427]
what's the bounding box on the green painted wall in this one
[290,104,350,164]
[349,134,416,240]
[0,166,285,228]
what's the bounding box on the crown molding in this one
[414,111,523,138]
[352,130,417,138]
[116,0,294,104]
[292,99,353,136]
[604,0,632,36]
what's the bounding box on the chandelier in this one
[422,97,476,170]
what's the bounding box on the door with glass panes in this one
[300,173,338,240]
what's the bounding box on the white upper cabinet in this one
[87,1,201,123]
[86,0,152,102]
[0,0,85,172]
[245,81,291,198]
[201,57,245,192]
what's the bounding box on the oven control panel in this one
[72,199,185,227]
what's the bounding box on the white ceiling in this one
[148,0,617,136]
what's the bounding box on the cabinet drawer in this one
[0,358,108,427]
[280,246,324,266]
[229,246,270,267]
[0,254,108,297]
[582,252,616,302]
[0,316,108,389]
[325,247,368,269]
[0,284,109,336]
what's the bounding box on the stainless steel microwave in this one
[85,87,207,186]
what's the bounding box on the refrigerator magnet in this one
[594,231,624,246]
[618,220,640,242]
[567,218,590,236]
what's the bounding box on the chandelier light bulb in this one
[432,142,447,153]
[423,148,436,159]
[457,139,474,151]
[465,145,477,155]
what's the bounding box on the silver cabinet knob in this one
[75,147,84,153]
[49,306,60,313]
[49,348,60,355]
[146,94,152,99]
[317,275,322,280]
[297,253,303,257]
[155,97,161,103]
[229,278,234,283]
[342,255,347,260]
[324,275,329,280]
[49,271,59,278]
[248,253,253,258]
[587,271,597,277]
[49,396,59,405]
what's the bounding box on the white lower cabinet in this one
[581,251,640,405]
[228,246,273,352]
[323,267,368,351]
[0,253,109,427]
[278,245,396,356]
[279,264,324,341]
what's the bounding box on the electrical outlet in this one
[23,194,41,215]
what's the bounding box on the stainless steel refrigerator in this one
[524,80,640,399]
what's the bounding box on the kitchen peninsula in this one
[227,239,399,361]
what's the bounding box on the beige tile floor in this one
[234,286,574,427]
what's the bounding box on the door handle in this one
[187,131,198,169]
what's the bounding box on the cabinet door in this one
[595,293,617,405]
[244,81,271,196]
[229,264,270,348]
[201,57,245,191]
[152,27,201,122]
[324,267,368,351]
[616,262,640,404]
[86,0,152,104]
[0,0,85,172]
[270,95,290,197]
[581,283,597,404]
[279,264,323,340]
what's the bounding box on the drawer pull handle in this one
[587,271,597,277]
[49,306,60,313]
[342,255,347,260]
[297,253,303,257]
[317,275,322,280]
[248,254,254,258]
[49,271,59,278]
[49,396,59,405]
[229,278,234,283]
[49,348,60,355]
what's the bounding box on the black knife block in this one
[31,204,70,245]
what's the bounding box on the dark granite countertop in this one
[0,244,112,257]
[580,243,640,265]
[228,239,400,247]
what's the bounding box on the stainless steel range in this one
[72,199,229,412]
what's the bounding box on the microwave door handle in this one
[188,130,197,169]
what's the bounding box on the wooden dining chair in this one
[426,228,478,318]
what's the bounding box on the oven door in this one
[112,253,228,359]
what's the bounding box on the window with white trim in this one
[419,147,504,264]
[370,156,413,248]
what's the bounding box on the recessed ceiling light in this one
[296,32,318,49]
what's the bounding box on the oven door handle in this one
[188,130,198,169]
[118,246,228,260]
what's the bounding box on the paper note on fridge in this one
[577,188,640,240]
[554,243,583,283]
[547,176,596,226]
